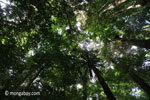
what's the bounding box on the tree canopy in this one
[0,0,150,100]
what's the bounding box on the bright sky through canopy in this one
[0,0,9,8]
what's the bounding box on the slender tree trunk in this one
[63,84,66,100]
[129,71,150,99]
[112,59,150,99]
[91,66,116,100]
[86,53,116,100]
[26,65,45,89]
[82,69,88,100]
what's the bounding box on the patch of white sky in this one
[81,0,88,5]
[143,60,150,66]
[9,67,13,76]
[131,46,150,70]
[27,50,35,56]
[130,45,138,55]
[76,21,81,31]
[57,28,62,35]
[79,39,101,51]
[130,87,141,97]
[90,70,96,83]
[142,59,150,69]
[0,0,7,7]
[76,84,82,89]
[131,45,138,50]
[0,0,17,21]
[124,45,138,56]
[76,71,96,90]
[75,10,86,32]
[0,0,10,8]
[146,20,150,24]
[114,51,123,58]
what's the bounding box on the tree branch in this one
[26,65,46,89]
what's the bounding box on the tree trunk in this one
[128,39,150,49]
[89,65,116,100]
[82,69,88,100]
[119,38,150,49]
[129,71,150,99]
[86,53,116,100]
[111,57,150,98]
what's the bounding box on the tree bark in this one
[112,59,150,99]
[128,39,150,49]
[129,71,150,99]
[86,53,116,100]
[119,38,150,49]
[91,66,116,100]
[82,69,88,100]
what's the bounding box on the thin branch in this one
[26,65,46,89]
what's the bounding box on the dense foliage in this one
[0,0,150,100]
